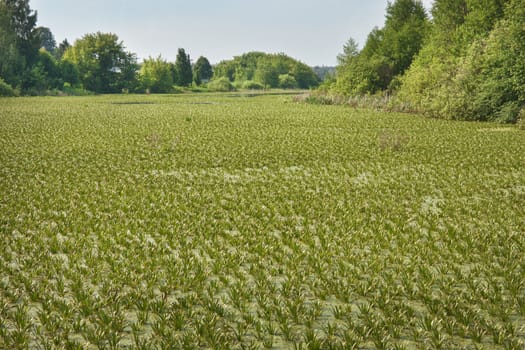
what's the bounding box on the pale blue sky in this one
[31,0,433,66]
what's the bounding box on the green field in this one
[1,93,524,349]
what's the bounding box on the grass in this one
[1,92,524,349]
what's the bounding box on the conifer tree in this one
[175,48,192,87]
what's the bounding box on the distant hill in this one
[213,52,320,89]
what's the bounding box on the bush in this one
[0,77,16,97]
[398,0,524,123]
[207,77,235,92]
[242,80,264,90]
[62,83,94,96]
[517,108,525,130]
[278,74,298,89]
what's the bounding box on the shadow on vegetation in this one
[109,101,156,105]
[226,91,303,98]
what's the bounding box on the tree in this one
[278,74,298,89]
[34,26,56,52]
[0,1,19,85]
[213,59,236,81]
[22,48,59,92]
[398,0,512,120]
[0,0,39,88]
[3,0,39,63]
[332,0,428,95]
[139,56,173,93]
[58,59,79,86]
[291,61,319,89]
[54,39,70,59]
[254,57,278,88]
[63,32,138,93]
[336,37,359,65]
[453,0,525,122]
[174,48,192,87]
[213,52,319,89]
[193,56,212,85]
[381,0,429,77]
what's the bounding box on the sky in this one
[30,0,434,67]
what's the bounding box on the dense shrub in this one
[398,0,521,122]
[517,108,525,130]
[330,0,428,96]
[457,0,525,123]
[207,77,235,92]
[242,80,264,90]
[278,74,298,89]
[214,52,319,89]
[0,77,16,97]
[139,56,173,93]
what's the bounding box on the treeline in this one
[324,0,525,123]
[0,0,319,96]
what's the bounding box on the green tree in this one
[58,59,79,86]
[34,26,56,52]
[3,0,39,63]
[214,52,318,89]
[34,48,61,89]
[54,38,70,59]
[254,57,278,88]
[213,59,236,81]
[337,37,359,65]
[456,0,525,122]
[174,48,192,87]
[0,76,15,96]
[278,74,298,89]
[382,0,429,77]
[0,0,39,88]
[332,0,428,95]
[193,56,212,85]
[398,0,512,120]
[291,62,320,89]
[139,56,173,93]
[63,32,138,93]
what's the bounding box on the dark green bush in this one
[0,77,16,97]
[207,77,235,92]
[242,80,264,90]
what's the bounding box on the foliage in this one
[207,77,235,91]
[21,48,62,92]
[58,59,79,86]
[332,0,428,95]
[62,32,138,93]
[398,0,514,121]
[455,0,525,123]
[193,56,213,86]
[34,26,56,53]
[0,93,524,349]
[0,0,39,89]
[311,66,336,82]
[254,56,279,88]
[54,39,70,60]
[214,52,319,89]
[278,74,298,89]
[0,76,15,96]
[325,0,522,123]
[242,80,264,90]
[517,108,525,130]
[174,48,192,87]
[139,56,173,93]
[336,37,359,65]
